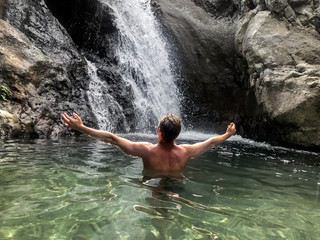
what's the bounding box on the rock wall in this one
[155,0,244,133]
[0,0,97,138]
[44,0,138,132]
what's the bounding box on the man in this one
[61,113,236,172]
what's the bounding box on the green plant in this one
[1,85,10,101]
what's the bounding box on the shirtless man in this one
[61,113,236,171]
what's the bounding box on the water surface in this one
[0,134,319,240]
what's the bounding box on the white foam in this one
[121,131,319,155]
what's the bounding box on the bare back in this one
[141,143,189,171]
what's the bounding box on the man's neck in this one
[157,132,175,146]
[157,139,175,146]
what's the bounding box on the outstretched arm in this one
[61,113,151,157]
[182,123,236,159]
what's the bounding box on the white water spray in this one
[86,59,129,132]
[88,0,180,132]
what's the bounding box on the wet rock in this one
[156,0,243,133]
[157,0,320,149]
[192,0,239,17]
[0,0,97,138]
[265,0,289,13]
[44,0,138,132]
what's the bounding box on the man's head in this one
[158,114,181,143]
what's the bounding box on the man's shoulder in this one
[135,142,154,148]
[176,144,195,156]
[177,144,192,150]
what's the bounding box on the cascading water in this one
[87,0,180,132]
[87,60,129,132]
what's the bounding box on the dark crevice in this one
[44,0,117,58]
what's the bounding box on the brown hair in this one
[158,114,181,143]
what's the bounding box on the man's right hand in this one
[61,113,84,131]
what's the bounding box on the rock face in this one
[0,0,97,138]
[155,0,243,132]
[44,0,137,132]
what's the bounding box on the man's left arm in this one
[181,123,236,159]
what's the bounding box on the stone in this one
[265,0,289,13]
[156,0,243,133]
[192,0,239,17]
[235,11,320,149]
[0,109,22,137]
[284,5,296,19]
[0,0,97,138]
[312,8,320,32]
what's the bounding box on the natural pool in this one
[0,133,319,240]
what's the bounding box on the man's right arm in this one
[181,123,236,159]
[61,113,151,157]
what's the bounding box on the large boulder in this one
[235,10,320,149]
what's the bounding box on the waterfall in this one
[87,0,180,132]
[86,59,129,132]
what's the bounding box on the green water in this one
[0,134,320,240]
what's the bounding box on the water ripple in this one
[0,138,320,239]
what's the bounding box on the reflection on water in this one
[0,136,320,240]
